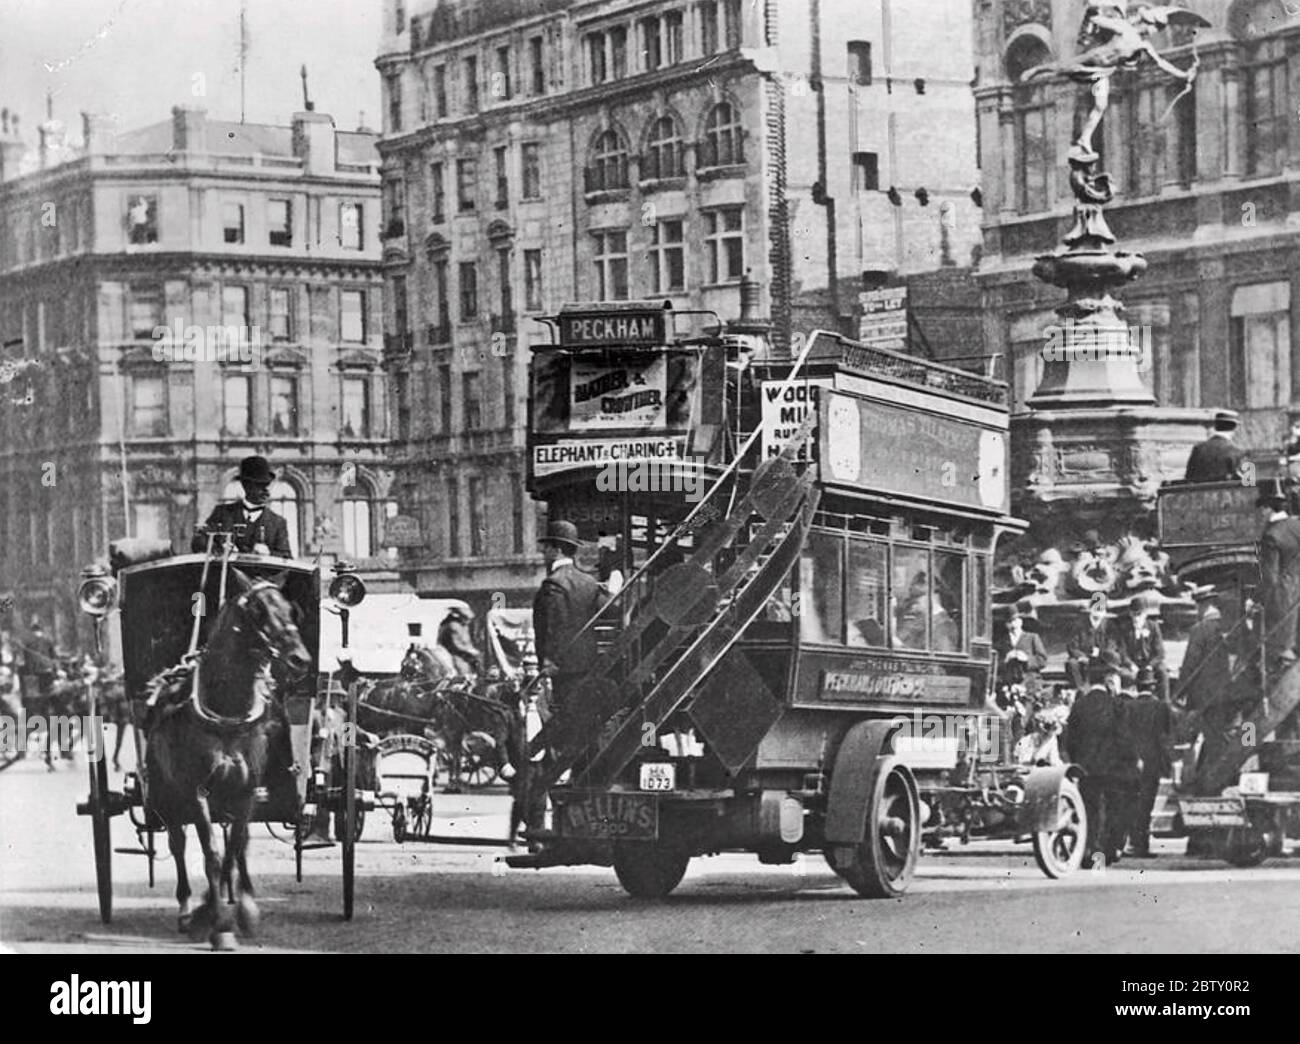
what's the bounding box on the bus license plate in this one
[639,762,676,792]
[1179,796,1248,828]
[559,794,658,840]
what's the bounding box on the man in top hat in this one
[1065,598,1120,692]
[191,455,292,558]
[1184,411,1245,483]
[532,521,603,724]
[1123,665,1172,858]
[1257,478,1300,670]
[1116,590,1168,701]
[1062,652,1138,866]
[1178,588,1236,774]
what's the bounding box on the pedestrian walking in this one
[1123,667,1172,858]
[532,520,603,722]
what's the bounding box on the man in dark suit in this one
[1124,667,1172,858]
[501,669,552,851]
[1184,411,1245,483]
[1063,654,1138,866]
[532,520,603,720]
[1116,591,1168,701]
[191,456,292,558]
[1257,478,1300,669]
[22,616,58,770]
[1065,599,1120,691]
[1178,589,1236,772]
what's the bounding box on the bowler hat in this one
[238,455,275,485]
[540,520,580,550]
[1256,477,1288,508]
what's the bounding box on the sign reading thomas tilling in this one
[759,379,832,461]
[559,309,667,347]
[569,356,669,431]
[858,287,908,350]
[821,392,1008,513]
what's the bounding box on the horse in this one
[145,568,310,944]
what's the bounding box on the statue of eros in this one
[1022,3,1210,164]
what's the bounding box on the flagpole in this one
[117,374,131,538]
[239,0,248,124]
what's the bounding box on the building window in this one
[132,503,170,545]
[130,374,167,435]
[222,202,245,244]
[650,219,685,292]
[493,45,512,100]
[224,374,252,435]
[851,151,879,192]
[340,202,363,250]
[446,476,460,556]
[269,288,292,341]
[438,362,452,432]
[432,259,450,336]
[1015,101,1052,213]
[494,146,509,208]
[268,199,292,246]
[387,72,403,131]
[1230,281,1291,409]
[704,208,743,283]
[270,374,298,435]
[701,102,743,167]
[222,285,249,328]
[848,40,873,85]
[392,275,409,340]
[468,476,486,556]
[384,178,406,236]
[640,13,681,70]
[342,376,370,437]
[644,116,682,179]
[1167,291,1200,408]
[641,16,663,69]
[521,142,541,199]
[589,129,629,191]
[433,64,448,117]
[269,481,301,558]
[592,230,629,301]
[129,284,163,339]
[126,194,158,244]
[700,1,720,54]
[1123,85,1167,198]
[463,371,483,429]
[459,262,479,319]
[529,35,545,94]
[430,161,446,221]
[498,247,513,317]
[588,31,608,84]
[464,55,479,112]
[457,157,477,212]
[341,289,367,343]
[395,369,410,439]
[342,486,373,559]
[1246,38,1288,176]
[524,249,543,311]
[724,0,742,47]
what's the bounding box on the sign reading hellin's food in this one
[569,357,669,431]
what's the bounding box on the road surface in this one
[3,737,1299,954]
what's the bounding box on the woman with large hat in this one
[191,456,292,558]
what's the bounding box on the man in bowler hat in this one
[532,520,603,722]
[1184,411,1245,483]
[192,456,292,558]
[1178,588,1236,774]
[1257,477,1300,668]
[1124,666,1172,858]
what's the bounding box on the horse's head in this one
[400,643,439,680]
[230,568,311,676]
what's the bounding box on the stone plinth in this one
[1010,406,1220,546]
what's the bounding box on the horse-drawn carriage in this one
[75,543,373,943]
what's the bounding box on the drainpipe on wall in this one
[809,0,839,331]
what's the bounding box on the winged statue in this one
[1021,3,1211,163]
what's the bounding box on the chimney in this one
[0,112,25,182]
[171,106,207,152]
[292,110,336,175]
[82,112,119,156]
[38,119,66,169]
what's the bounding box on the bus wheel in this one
[612,844,690,899]
[828,760,919,899]
[1032,777,1087,879]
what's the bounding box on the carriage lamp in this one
[328,567,366,608]
[78,565,117,617]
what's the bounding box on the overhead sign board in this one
[759,379,832,462]
[532,436,690,477]
[570,356,669,431]
[858,287,908,350]
[559,310,667,347]
[1157,483,1258,548]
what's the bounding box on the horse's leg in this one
[167,820,193,932]
[190,792,231,938]
[230,811,259,936]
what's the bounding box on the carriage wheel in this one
[87,715,113,924]
[335,805,366,842]
[612,843,690,899]
[341,684,358,920]
[1032,778,1088,879]
[826,759,920,899]
[461,734,499,788]
[392,803,407,843]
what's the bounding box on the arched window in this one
[269,480,301,559]
[1004,33,1051,83]
[643,116,681,179]
[588,129,629,191]
[341,485,374,560]
[701,102,742,168]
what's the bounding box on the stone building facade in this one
[375,0,983,612]
[976,0,1300,465]
[0,107,386,651]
